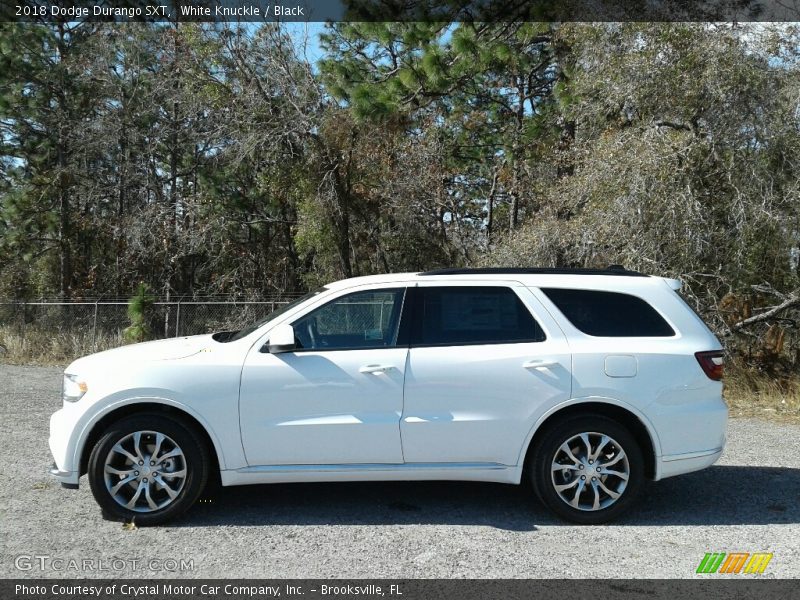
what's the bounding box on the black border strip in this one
[4,579,798,600]
[2,0,800,23]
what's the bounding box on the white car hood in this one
[66,334,215,373]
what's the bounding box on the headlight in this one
[62,373,88,403]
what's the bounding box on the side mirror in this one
[267,323,296,354]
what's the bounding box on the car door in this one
[239,286,409,466]
[400,282,572,466]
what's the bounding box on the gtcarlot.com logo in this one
[696,552,773,574]
[14,554,194,572]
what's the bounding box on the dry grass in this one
[723,363,800,423]
[0,325,124,367]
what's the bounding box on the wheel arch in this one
[520,399,661,480]
[77,399,224,478]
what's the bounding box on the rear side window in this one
[541,288,674,337]
[411,286,546,346]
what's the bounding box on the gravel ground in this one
[1,363,799,579]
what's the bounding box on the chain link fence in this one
[0,298,297,364]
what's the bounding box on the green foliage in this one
[123,283,155,343]
[483,23,800,369]
[2,21,800,370]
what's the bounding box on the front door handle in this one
[523,359,558,370]
[359,364,394,374]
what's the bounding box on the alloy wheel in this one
[550,431,630,511]
[103,430,187,513]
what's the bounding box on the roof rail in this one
[418,266,648,277]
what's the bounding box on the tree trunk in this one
[509,193,519,231]
[486,167,499,244]
[56,23,72,298]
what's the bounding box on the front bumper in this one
[49,462,80,488]
[49,403,85,488]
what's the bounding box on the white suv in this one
[49,267,727,525]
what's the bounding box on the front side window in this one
[541,288,675,337]
[292,288,406,351]
[219,288,325,342]
[411,286,545,346]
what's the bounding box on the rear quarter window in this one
[541,288,675,337]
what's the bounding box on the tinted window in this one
[412,287,545,346]
[541,288,674,337]
[292,289,405,350]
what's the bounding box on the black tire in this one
[88,413,209,526]
[530,415,644,525]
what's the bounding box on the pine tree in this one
[123,283,155,343]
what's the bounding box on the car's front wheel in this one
[88,413,209,525]
[531,415,644,524]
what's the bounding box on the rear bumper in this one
[657,447,723,480]
[649,382,727,480]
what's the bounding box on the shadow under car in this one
[170,465,800,529]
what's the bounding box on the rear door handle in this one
[523,359,558,369]
[359,364,394,374]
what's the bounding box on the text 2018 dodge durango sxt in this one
[49,267,727,525]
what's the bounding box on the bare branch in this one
[727,292,800,333]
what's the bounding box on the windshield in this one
[215,288,325,342]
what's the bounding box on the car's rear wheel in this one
[88,413,209,525]
[531,415,644,524]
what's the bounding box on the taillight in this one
[695,351,724,381]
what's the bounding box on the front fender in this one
[51,390,244,482]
